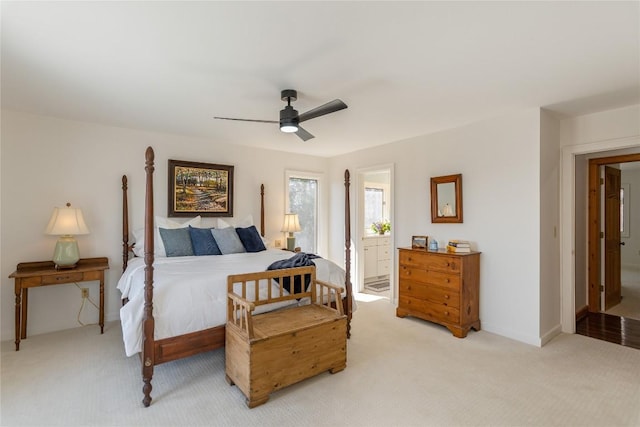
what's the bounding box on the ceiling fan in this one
[214,89,348,142]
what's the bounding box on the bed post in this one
[142,147,155,407]
[122,175,130,273]
[344,169,352,338]
[260,184,265,237]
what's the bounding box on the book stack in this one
[446,240,471,253]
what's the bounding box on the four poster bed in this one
[119,147,353,407]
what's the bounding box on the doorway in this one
[577,153,640,349]
[586,154,640,318]
[560,137,640,338]
[356,165,394,302]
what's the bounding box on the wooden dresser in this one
[396,248,480,338]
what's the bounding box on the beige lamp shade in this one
[281,213,301,251]
[45,204,90,236]
[45,203,89,268]
[281,213,301,234]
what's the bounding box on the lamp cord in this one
[73,282,99,326]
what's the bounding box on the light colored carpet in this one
[605,266,640,320]
[2,297,640,427]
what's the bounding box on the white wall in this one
[329,108,544,345]
[0,110,330,341]
[560,105,640,146]
[539,109,561,343]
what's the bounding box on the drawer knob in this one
[444,294,449,299]
[444,311,449,316]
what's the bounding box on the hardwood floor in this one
[576,312,640,350]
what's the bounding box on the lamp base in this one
[286,236,296,252]
[52,235,80,269]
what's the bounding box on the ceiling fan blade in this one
[298,99,348,123]
[213,116,278,124]
[295,126,315,141]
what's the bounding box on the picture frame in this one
[431,173,463,223]
[168,159,234,217]
[411,235,428,250]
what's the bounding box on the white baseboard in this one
[540,324,562,346]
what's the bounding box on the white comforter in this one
[117,249,346,357]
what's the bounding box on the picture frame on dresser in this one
[411,235,428,250]
[168,159,234,217]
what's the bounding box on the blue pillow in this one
[159,228,194,257]
[188,226,221,256]
[210,227,246,255]
[236,226,266,253]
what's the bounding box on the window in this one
[286,172,321,253]
[364,187,384,234]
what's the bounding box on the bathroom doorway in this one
[356,165,394,302]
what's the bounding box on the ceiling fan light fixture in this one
[280,123,298,133]
[279,105,299,133]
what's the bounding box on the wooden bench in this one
[225,266,347,408]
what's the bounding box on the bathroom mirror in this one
[430,174,463,223]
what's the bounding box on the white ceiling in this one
[2,1,639,157]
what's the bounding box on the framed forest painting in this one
[168,159,234,217]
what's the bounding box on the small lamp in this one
[281,213,301,251]
[45,203,90,269]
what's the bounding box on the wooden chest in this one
[396,248,480,338]
[225,266,347,408]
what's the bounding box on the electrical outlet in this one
[81,288,89,299]
[275,239,282,248]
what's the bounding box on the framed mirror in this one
[430,174,463,223]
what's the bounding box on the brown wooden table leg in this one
[21,288,28,340]
[14,280,21,351]
[99,273,104,334]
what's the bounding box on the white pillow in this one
[217,214,254,229]
[132,216,201,257]
[217,214,274,247]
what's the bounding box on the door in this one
[603,166,622,310]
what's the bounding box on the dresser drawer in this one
[399,251,460,273]
[398,265,460,291]
[399,280,459,308]
[398,295,460,324]
[42,272,85,285]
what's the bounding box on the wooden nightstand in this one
[8,257,109,351]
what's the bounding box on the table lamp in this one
[281,213,301,251]
[45,203,90,269]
